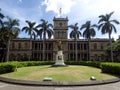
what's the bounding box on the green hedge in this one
[101,63,120,76]
[0,63,16,74]
[0,61,55,74]
[0,61,120,76]
[65,61,101,68]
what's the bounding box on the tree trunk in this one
[43,38,45,60]
[43,30,45,61]
[75,38,78,61]
[6,39,10,62]
[88,39,91,60]
[109,33,113,62]
[29,39,32,61]
[2,50,5,62]
[29,31,32,61]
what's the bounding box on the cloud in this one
[18,0,22,2]
[42,0,75,17]
[1,0,120,39]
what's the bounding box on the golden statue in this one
[56,40,62,50]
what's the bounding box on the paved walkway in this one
[0,81,120,90]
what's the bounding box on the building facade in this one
[9,17,111,61]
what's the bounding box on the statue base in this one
[52,51,66,67]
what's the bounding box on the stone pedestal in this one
[53,51,66,66]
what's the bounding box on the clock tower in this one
[53,17,68,39]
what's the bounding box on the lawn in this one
[0,65,117,82]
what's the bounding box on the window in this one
[35,43,37,50]
[81,44,83,50]
[94,54,98,60]
[59,22,63,27]
[17,53,21,60]
[58,32,60,38]
[41,43,43,50]
[77,44,80,50]
[12,43,15,49]
[49,43,52,50]
[94,43,97,50]
[70,44,73,50]
[24,42,28,49]
[101,44,103,50]
[84,43,87,50]
[18,43,21,49]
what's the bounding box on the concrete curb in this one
[0,76,120,86]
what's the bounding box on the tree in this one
[0,8,4,27]
[105,39,120,62]
[0,27,8,62]
[22,20,37,60]
[0,8,5,62]
[80,21,96,60]
[98,12,119,62]
[36,19,53,40]
[3,16,20,61]
[36,19,53,60]
[69,23,81,61]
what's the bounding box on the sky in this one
[0,0,120,40]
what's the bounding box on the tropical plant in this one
[0,8,5,62]
[3,16,20,62]
[0,8,4,27]
[22,20,37,60]
[69,23,81,61]
[36,19,53,39]
[80,21,96,60]
[105,39,120,62]
[36,19,53,60]
[98,12,119,62]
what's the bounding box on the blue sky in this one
[0,0,120,40]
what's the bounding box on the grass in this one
[0,65,117,82]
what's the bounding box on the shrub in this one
[0,63,16,74]
[65,61,101,68]
[101,63,120,76]
[23,61,54,66]
[1,61,119,76]
[0,61,55,74]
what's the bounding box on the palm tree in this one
[69,23,81,61]
[80,21,96,60]
[36,19,53,39]
[3,16,20,61]
[22,20,37,60]
[36,19,53,60]
[0,8,4,27]
[0,9,5,61]
[98,12,119,62]
[0,27,8,62]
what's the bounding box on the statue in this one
[52,39,66,66]
[56,40,62,50]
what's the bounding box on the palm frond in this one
[108,11,114,19]
[0,9,4,18]
[22,27,29,31]
[111,24,117,33]
[110,20,120,24]
[98,23,104,30]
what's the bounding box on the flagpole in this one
[59,8,62,18]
